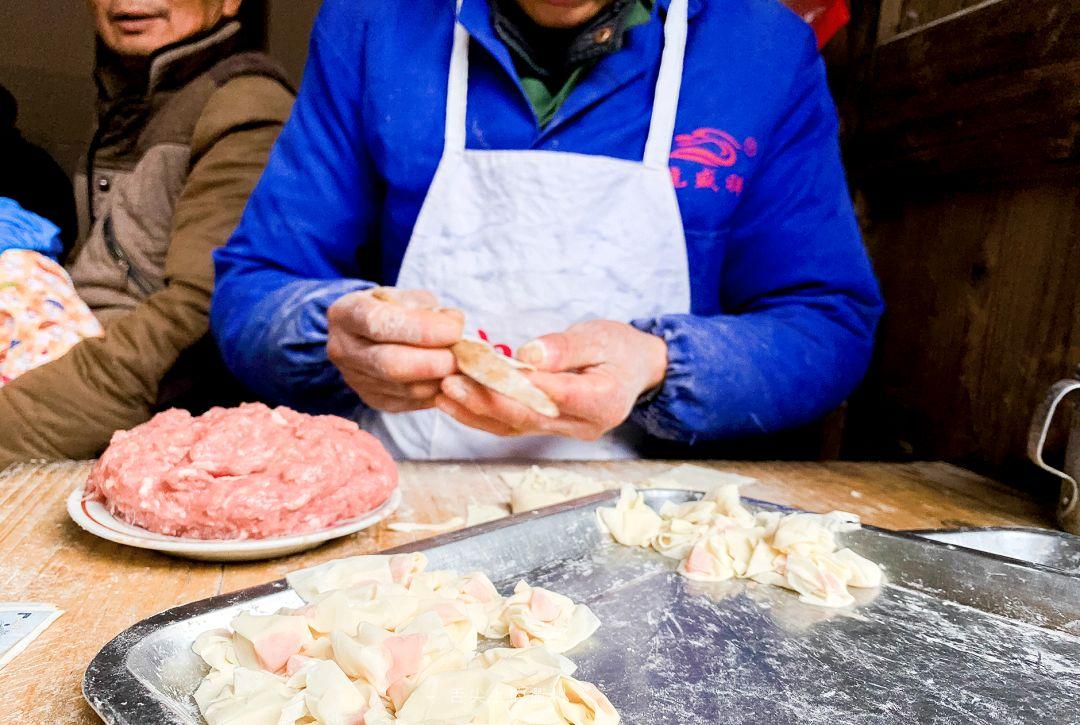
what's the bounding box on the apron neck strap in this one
[643,0,689,169]
[444,0,470,153]
[446,0,689,165]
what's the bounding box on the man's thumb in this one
[518,331,600,372]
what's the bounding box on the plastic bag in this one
[783,0,850,48]
[0,249,103,385]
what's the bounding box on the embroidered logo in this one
[669,128,757,195]
[476,328,512,357]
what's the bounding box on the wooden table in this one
[0,460,1054,723]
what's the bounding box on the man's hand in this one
[327,288,464,412]
[435,319,668,440]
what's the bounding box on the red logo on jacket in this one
[669,128,757,195]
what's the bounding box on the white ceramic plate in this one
[66,487,401,562]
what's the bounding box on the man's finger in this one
[436,375,612,440]
[516,328,606,372]
[434,395,522,437]
[330,289,464,346]
[436,390,602,440]
[346,372,437,411]
[440,375,545,433]
[341,371,442,401]
[527,368,631,429]
[371,287,440,310]
[361,393,437,412]
[332,336,457,382]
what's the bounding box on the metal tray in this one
[909,527,1080,575]
[85,490,1080,724]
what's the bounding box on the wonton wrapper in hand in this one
[452,337,559,418]
[368,287,559,418]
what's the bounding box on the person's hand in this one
[327,287,463,412]
[435,319,668,440]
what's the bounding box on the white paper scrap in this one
[0,603,63,671]
[387,517,465,533]
[639,463,758,492]
[465,504,510,527]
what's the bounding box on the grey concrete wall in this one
[0,1,319,177]
[1,1,97,174]
[266,2,320,84]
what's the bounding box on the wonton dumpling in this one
[472,645,576,695]
[503,581,600,654]
[744,540,784,584]
[504,467,607,514]
[194,629,240,674]
[301,635,334,661]
[596,486,662,548]
[770,513,838,556]
[199,667,297,725]
[784,552,855,608]
[330,625,393,693]
[555,676,621,725]
[387,646,470,713]
[453,571,507,639]
[677,533,736,582]
[702,484,755,527]
[508,693,566,724]
[393,669,517,724]
[287,556,397,602]
[302,659,372,725]
[652,518,708,560]
[277,691,309,725]
[306,580,421,634]
[193,631,246,714]
[410,599,480,654]
[197,553,618,724]
[385,613,471,710]
[830,547,883,588]
[719,526,764,578]
[657,498,717,525]
[389,553,429,588]
[231,613,314,674]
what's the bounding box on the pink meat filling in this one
[529,589,562,622]
[384,634,426,684]
[86,403,397,540]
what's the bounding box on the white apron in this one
[361,0,692,460]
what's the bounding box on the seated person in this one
[212,0,884,460]
[0,0,294,468]
[0,85,77,257]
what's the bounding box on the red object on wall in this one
[783,0,850,48]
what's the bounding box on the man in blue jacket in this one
[212,0,883,460]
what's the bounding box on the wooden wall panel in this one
[836,0,1080,491]
[846,180,1080,484]
[883,0,993,38]
[860,0,1080,183]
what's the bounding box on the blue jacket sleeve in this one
[631,35,883,444]
[211,0,378,414]
[0,198,63,261]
